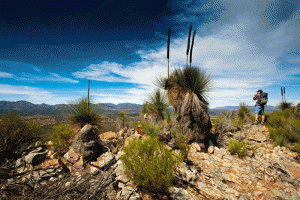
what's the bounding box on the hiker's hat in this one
[257,89,263,93]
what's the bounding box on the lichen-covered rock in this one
[169,187,197,200]
[24,152,47,166]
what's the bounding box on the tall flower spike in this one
[167,27,170,79]
[186,25,192,68]
[190,29,196,68]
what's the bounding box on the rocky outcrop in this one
[70,124,106,161]
[2,123,300,200]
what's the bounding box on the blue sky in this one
[0,0,299,108]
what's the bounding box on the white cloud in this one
[0,84,52,101]
[17,72,79,83]
[0,72,13,78]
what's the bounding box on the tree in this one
[119,111,129,128]
[64,96,101,128]
[156,66,213,146]
[276,101,294,112]
[141,89,169,122]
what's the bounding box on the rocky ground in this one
[1,123,300,200]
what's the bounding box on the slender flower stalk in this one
[167,27,170,79]
[186,26,192,68]
[190,30,196,68]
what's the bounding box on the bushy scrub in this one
[163,108,174,124]
[171,128,191,160]
[137,121,163,137]
[237,102,250,120]
[276,101,294,111]
[273,134,288,147]
[294,142,300,154]
[228,139,249,158]
[0,112,41,159]
[120,137,181,193]
[50,123,74,156]
[214,111,240,134]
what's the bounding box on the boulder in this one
[70,124,105,161]
[64,148,79,164]
[91,152,116,170]
[24,152,47,166]
[99,131,116,140]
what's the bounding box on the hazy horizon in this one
[1,0,299,108]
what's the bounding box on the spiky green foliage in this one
[119,111,129,128]
[64,97,101,128]
[50,123,74,156]
[120,137,181,193]
[156,67,212,106]
[141,89,169,122]
[0,112,41,159]
[276,101,294,111]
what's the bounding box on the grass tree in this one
[141,89,169,122]
[156,66,213,145]
[64,96,101,128]
[276,101,294,111]
[119,111,129,128]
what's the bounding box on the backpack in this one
[258,92,268,105]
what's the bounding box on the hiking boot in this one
[254,120,258,125]
[261,121,265,126]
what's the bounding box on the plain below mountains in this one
[0,100,280,117]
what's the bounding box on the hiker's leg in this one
[262,115,265,122]
[255,114,259,121]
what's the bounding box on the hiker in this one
[253,89,265,125]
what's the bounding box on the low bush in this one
[171,127,191,160]
[294,142,300,154]
[120,136,181,193]
[50,123,75,156]
[276,101,294,111]
[142,122,163,138]
[228,139,248,158]
[0,112,41,159]
[273,134,288,147]
[237,102,250,120]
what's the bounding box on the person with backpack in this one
[253,89,267,125]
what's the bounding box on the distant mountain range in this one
[0,100,143,116]
[0,100,280,117]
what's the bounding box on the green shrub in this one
[0,112,41,159]
[137,121,163,137]
[163,108,174,124]
[50,123,74,156]
[276,101,294,111]
[273,134,288,147]
[228,139,248,158]
[293,142,300,154]
[237,102,250,120]
[171,128,191,160]
[120,137,181,193]
[64,97,101,128]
